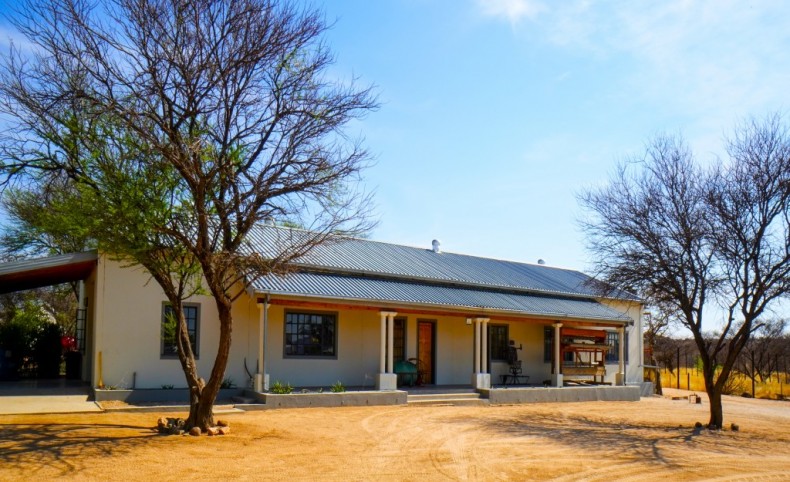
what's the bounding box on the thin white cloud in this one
[526,0,790,151]
[0,24,38,54]
[476,0,546,24]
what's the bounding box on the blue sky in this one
[1,0,789,274]
[318,0,790,271]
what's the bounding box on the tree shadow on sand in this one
[0,421,158,477]
[442,411,720,468]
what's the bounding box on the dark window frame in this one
[393,316,407,363]
[488,324,509,362]
[161,302,200,359]
[543,326,574,363]
[605,331,629,363]
[284,310,338,359]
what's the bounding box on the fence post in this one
[677,347,680,389]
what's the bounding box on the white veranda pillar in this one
[552,322,563,387]
[255,300,270,392]
[616,326,626,386]
[481,318,489,374]
[377,311,398,390]
[472,317,491,389]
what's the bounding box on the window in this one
[285,311,337,358]
[543,326,574,363]
[544,327,552,362]
[605,331,629,363]
[161,303,199,358]
[393,317,406,362]
[488,324,509,362]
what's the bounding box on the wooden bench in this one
[562,366,606,384]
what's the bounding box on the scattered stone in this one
[156,417,187,435]
[730,423,739,432]
[694,421,703,428]
[206,427,220,436]
[741,392,753,398]
[217,419,229,427]
[218,426,230,435]
[189,427,201,436]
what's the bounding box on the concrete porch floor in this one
[0,378,101,415]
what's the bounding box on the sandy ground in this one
[1,389,788,481]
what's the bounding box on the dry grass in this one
[661,368,790,399]
[1,390,789,481]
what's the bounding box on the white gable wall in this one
[91,256,257,389]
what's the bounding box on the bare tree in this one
[0,0,377,430]
[736,319,786,397]
[580,114,790,428]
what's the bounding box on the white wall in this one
[91,256,257,389]
[90,255,643,389]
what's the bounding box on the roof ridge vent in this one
[431,239,441,253]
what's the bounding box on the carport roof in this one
[0,251,98,294]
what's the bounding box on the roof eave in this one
[253,288,633,326]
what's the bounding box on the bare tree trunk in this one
[701,354,724,428]
[708,388,723,429]
[651,357,663,395]
[187,292,234,430]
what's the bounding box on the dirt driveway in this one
[1,389,788,481]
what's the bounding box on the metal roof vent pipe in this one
[537,259,546,265]
[432,239,441,253]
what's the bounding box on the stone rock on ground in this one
[189,427,201,436]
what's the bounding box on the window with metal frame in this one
[284,311,337,358]
[161,303,199,358]
[605,331,629,363]
[488,324,509,362]
[393,317,406,362]
[543,326,574,363]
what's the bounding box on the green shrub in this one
[269,380,293,394]
[220,377,236,389]
[330,380,346,393]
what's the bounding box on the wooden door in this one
[417,320,435,385]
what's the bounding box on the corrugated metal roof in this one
[252,271,632,323]
[244,225,637,301]
[0,251,98,294]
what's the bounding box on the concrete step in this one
[407,392,488,406]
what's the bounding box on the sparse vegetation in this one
[330,381,346,393]
[661,368,789,400]
[269,381,293,394]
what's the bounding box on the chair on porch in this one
[407,358,426,386]
[501,341,530,386]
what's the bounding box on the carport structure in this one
[0,251,98,388]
